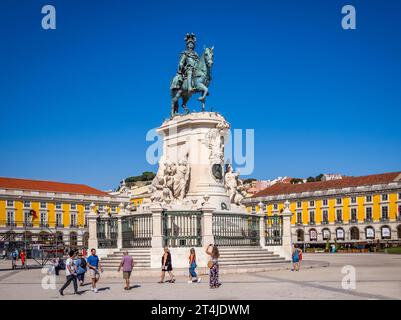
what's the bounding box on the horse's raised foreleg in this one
[197,83,208,102]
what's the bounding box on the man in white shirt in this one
[59,250,80,296]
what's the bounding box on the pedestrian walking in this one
[59,250,80,296]
[206,244,221,289]
[291,244,302,271]
[11,248,18,270]
[87,248,103,293]
[158,247,175,283]
[74,253,87,286]
[19,249,26,269]
[188,248,201,283]
[117,251,134,290]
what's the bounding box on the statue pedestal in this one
[156,112,231,211]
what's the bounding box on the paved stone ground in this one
[0,253,400,300]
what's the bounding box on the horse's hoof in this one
[198,97,205,102]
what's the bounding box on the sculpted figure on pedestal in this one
[224,164,244,205]
[173,156,190,201]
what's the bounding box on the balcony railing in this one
[40,223,49,228]
[335,220,343,224]
[309,221,315,226]
[70,223,78,228]
[380,217,389,222]
[349,219,358,224]
[56,223,64,228]
[23,222,33,227]
[364,218,373,223]
[322,220,329,225]
[6,222,16,227]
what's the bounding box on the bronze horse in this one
[170,47,214,117]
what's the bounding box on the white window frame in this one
[297,201,302,208]
[6,200,14,207]
[40,201,47,209]
[7,211,14,224]
[70,213,77,226]
[309,200,315,208]
[56,212,63,227]
[40,212,48,225]
[84,203,90,211]
[23,200,31,208]
[365,207,373,220]
[351,208,357,221]
[381,194,388,202]
[366,195,372,203]
[70,203,77,210]
[336,198,342,205]
[336,209,343,222]
[381,206,388,220]
[322,210,328,223]
[350,196,357,204]
[309,211,315,224]
[322,199,328,206]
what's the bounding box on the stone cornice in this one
[244,182,401,204]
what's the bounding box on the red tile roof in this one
[0,177,108,196]
[252,171,401,198]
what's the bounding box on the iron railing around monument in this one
[121,214,152,248]
[264,215,283,246]
[213,213,260,246]
[162,211,202,247]
[97,217,118,249]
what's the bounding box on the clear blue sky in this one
[1,0,400,190]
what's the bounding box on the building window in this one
[322,199,328,206]
[70,203,76,210]
[351,208,357,222]
[55,202,62,210]
[85,215,89,227]
[251,205,256,212]
[40,201,47,209]
[273,204,278,210]
[84,203,90,211]
[366,195,372,203]
[7,211,14,225]
[322,210,328,224]
[322,228,331,240]
[297,201,302,208]
[381,206,388,220]
[297,212,302,224]
[56,212,62,227]
[23,200,31,208]
[366,227,375,239]
[350,197,356,204]
[336,209,342,222]
[381,226,391,239]
[365,207,372,221]
[336,198,342,205]
[336,228,345,240]
[309,200,315,207]
[24,211,31,225]
[40,212,48,226]
[309,211,315,224]
[70,214,77,227]
[111,205,116,212]
[381,194,388,201]
[6,200,14,207]
[98,204,104,211]
[309,229,317,241]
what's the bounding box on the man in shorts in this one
[118,250,134,290]
[87,248,103,293]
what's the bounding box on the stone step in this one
[219,252,276,257]
[220,259,286,266]
[219,255,282,262]
[102,263,150,268]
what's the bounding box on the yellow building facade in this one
[244,172,401,247]
[0,177,127,250]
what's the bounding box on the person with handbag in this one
[188,248,201,283]
[158,246,175,283]
[205,244,221,289]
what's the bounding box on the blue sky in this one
[1,0,400,190]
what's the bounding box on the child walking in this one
[188,248,201,283]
